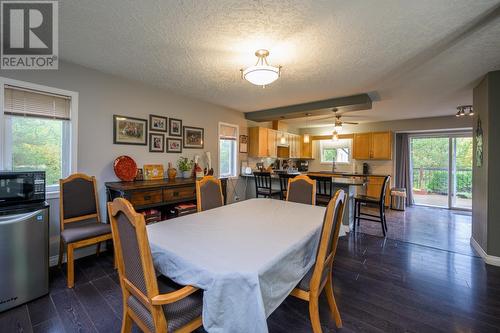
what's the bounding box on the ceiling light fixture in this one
[334,120,343,133]
[332,130,339,141]
[241,49,281,87]
[456,105,473,117]
[304,113,311,143]
[280,133,287,145]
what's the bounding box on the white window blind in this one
[4,85,71,120]
[219,123,238,140]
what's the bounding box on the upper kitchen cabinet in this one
[289,134,301,158]
[353,131,393,160]
[248,127,268,157]
[352,133,371,159]
[267,129,278,158]
[248,127,278,158]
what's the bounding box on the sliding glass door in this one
[410,133,472,210]
[451,137,472,209]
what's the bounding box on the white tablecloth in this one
[147,198,347,333]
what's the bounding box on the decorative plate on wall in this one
[114,155,138,181]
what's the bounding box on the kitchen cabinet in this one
[353,131,392,160]
[248,127,305,159]
[248,127,268,157]
[248,127,278,158]
[289,134,300,158]
[371,132,392,159]
[267,129,277,158]
[353,133,371,160]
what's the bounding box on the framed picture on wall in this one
[113,115,148,145]
[183,126,204,149]
[169,118,182,137]
[239,135,248,153]
[149,115,168,132]
[166,138,182,153]
[149,133,165,152]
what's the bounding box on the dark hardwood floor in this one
[1,229,499,333]
[356,205,475,256]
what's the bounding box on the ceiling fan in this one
[311,108,359,131]
[308,108,359,141]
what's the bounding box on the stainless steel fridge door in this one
[0,208,49,312]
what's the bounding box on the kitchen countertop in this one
[240,173,366,186]
[307,171,389,178]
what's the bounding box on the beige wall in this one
[0,61,249,261]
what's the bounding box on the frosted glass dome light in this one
[241,50,281,87]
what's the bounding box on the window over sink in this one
[320,139,352,164]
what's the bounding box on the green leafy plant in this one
[177,157,193,172]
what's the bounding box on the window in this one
[1,80,78,193]
[320,139,351,164]
[218,122,238,178]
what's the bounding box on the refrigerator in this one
[0,203,49,312]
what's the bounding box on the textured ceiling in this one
[59,0,500,125]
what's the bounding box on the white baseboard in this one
[49,244,108,267]
[470,237,500,266]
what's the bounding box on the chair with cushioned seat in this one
[108,198,203,333]
[196,176,224,212]
[290,189,346,333]
[353,175,391,237]
[286,175,316,205]
[58,173,113,288]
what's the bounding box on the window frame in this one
[0,77,79,197]
[319,139,352,165]
[218,122,239,179]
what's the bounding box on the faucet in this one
[331,160,336,173]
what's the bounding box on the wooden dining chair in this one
[286,175,316,205]
[108,198,203,333]
[253,171,281,198]
[58,173,112,288]
[278,173,295,200]
[309,175,333,206]
[196,175,224,212]
[353,175,391,236]
[290,189,346,333]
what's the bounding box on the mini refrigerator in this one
[0,203,49,312]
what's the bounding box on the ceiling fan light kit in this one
[241,49,281,87]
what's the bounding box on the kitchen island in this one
[241,173,366,230]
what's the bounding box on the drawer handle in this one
[144,195,151,200]
[173,191,179,197]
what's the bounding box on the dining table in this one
[147,198,348,333]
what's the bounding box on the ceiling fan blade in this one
[310,115,335,122]
[342,121,359,125]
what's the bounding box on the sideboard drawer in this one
[130,189,163,206]
[163,186,195,201]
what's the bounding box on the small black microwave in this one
[0,171,46,207]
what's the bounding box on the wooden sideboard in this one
[105,178,197,210]
[105,178,228,212]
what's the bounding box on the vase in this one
[167,163,177,180]
[182,170,191,178]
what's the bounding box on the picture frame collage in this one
[113,114,204,153]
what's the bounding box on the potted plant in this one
[177,157,193,178]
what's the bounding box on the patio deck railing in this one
[412,167,472,198]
